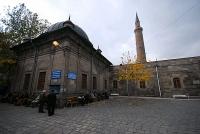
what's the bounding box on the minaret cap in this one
[135,12,140,27]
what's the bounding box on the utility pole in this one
[126,64,129,96]
[121,56,129,96]
[155,59,161,97]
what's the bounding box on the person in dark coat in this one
[47,90,56,116]
[38,90,46,113]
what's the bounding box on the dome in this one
[46,20,89,40]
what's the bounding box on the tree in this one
[1,3,50,45]
[0,3,49,94]
[118,52,151,95]
[0,29,16,94]
[0,29,15,64]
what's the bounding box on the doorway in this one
[49,85,60,94]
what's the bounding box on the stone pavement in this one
[0,97,200,134]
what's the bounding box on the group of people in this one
[38,90,56,116]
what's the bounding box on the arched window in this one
[140,80,146,88]
[173,78,181,88]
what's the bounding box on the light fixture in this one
[52,41,60,47]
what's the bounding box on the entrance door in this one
[49,85,60,94]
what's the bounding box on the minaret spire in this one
[136,12,139,20]
[135,12,140,27]
[134,13,146,63]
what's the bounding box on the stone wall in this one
[110,56,200,97]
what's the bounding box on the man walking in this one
[38,90,46,113]
[47,90,56,116]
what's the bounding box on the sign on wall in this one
[68,72,77,80]
[51,70,61,79]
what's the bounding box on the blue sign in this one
[51,70,61,79]
[68,72,76,80]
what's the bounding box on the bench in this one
[172,95,188,99]
[110,93,119,96]
[66,96,78,107]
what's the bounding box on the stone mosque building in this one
[12,18,112,95]
[11,14,200,97]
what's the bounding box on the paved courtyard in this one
[0,97,200,134]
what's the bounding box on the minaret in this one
[134,13,146,63]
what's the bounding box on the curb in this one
[111,96,200,100]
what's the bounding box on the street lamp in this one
[52,40,66,108]
[125,65,129,96]
[120,57,129,96]
[52,41,60,47]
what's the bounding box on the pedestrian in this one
[47,90,56,116]
[38,90,46,113]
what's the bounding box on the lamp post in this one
[52,41,66,89]
[52,40,66,108]
[155,59,162,97]
[126,65,129,96]
[120,59,129,96]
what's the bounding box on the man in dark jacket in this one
[47,90,56,116]
[38,90,46,113]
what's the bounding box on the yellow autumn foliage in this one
[0,58,16,64]
[118,52,151,81]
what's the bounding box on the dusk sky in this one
[0,0,200,65]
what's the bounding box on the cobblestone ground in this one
[0,97,200,134]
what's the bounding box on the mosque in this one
[12,17,111,95]
[11,14,200,97]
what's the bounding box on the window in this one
[82,74,87,89]
[23,73,31,90]
[37,72,46,90]
[93,76,97,90]
[104,80,107,89]
[113,80,118,89]
[173,78,181,88]
[140,80,146,88]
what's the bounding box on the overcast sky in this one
[0,0,200,65]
